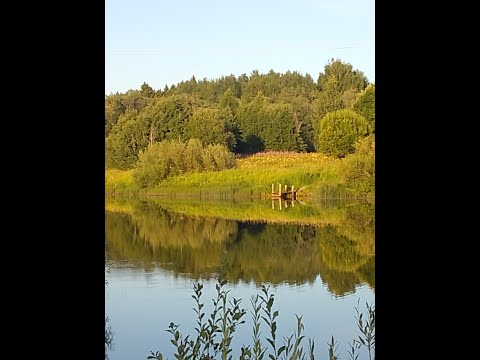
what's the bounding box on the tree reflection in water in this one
[105,199,375,296]
[105,317,113,360]
[105,259,114,359]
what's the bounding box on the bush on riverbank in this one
[132,139,236,188]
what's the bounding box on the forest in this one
[105,59,375,193]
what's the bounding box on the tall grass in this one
[105,169,137,196]
[106,147,374,199]
[148,281,375,360]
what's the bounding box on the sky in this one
[105,0,374,95]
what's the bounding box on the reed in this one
[148,281,375,360]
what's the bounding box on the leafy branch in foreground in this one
[148,281,375,360]
[353,300,375,360]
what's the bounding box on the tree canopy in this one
[105,59,374,170]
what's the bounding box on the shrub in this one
[342,134,375,196]
[315,109,371,158]
[133,140,236,188]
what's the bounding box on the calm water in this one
[105,197,375,360]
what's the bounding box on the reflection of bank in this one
[105,200,375,294]
[271,198,296,210]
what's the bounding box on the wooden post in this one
[285,184,287,192]
[279,183,281,197]
[279,198,282,210]
[272,183,274,195]
[272,199,275,210]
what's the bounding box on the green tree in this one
[174,75,198,95]
[139,94,200,146]
[236,92,268,153]
[317,59,368,92]
[219,88,239,112]
[140,82,155,98]
[341,88,359,109]
[313,75,344,122]
[275,87,316,151]
[353,84,375,130]
[185,107,236,150]
[215,74,241,99]
[315,109,371,158]
[105,94,126,137]
[121,89,153,111]
[262,103,306,152]
[105,110,147,169]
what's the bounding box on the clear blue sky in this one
[105,0,374,95]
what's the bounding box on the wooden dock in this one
[271,183,297,200]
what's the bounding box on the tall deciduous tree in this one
[105,94,126,137]
[317,59,369,93]
[106,110,146,169]
[313,75,344,123]
[185,107,236,150]
[236,92,268,153]
[139,94,200,145]
[262,103,305,152]
[275,87,316,151]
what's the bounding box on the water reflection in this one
[105,198,374,296]
[105,261,114,359]
[105,317,113,360]
[271,199,296,210]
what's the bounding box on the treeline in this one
[106,59,375,170]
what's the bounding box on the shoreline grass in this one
[106,151,374,199]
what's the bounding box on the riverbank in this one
[106,151,374,199]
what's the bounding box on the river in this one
[105,197,375,360]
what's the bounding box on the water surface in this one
[105,197,375,360]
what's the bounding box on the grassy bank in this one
[106,151,373,199]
